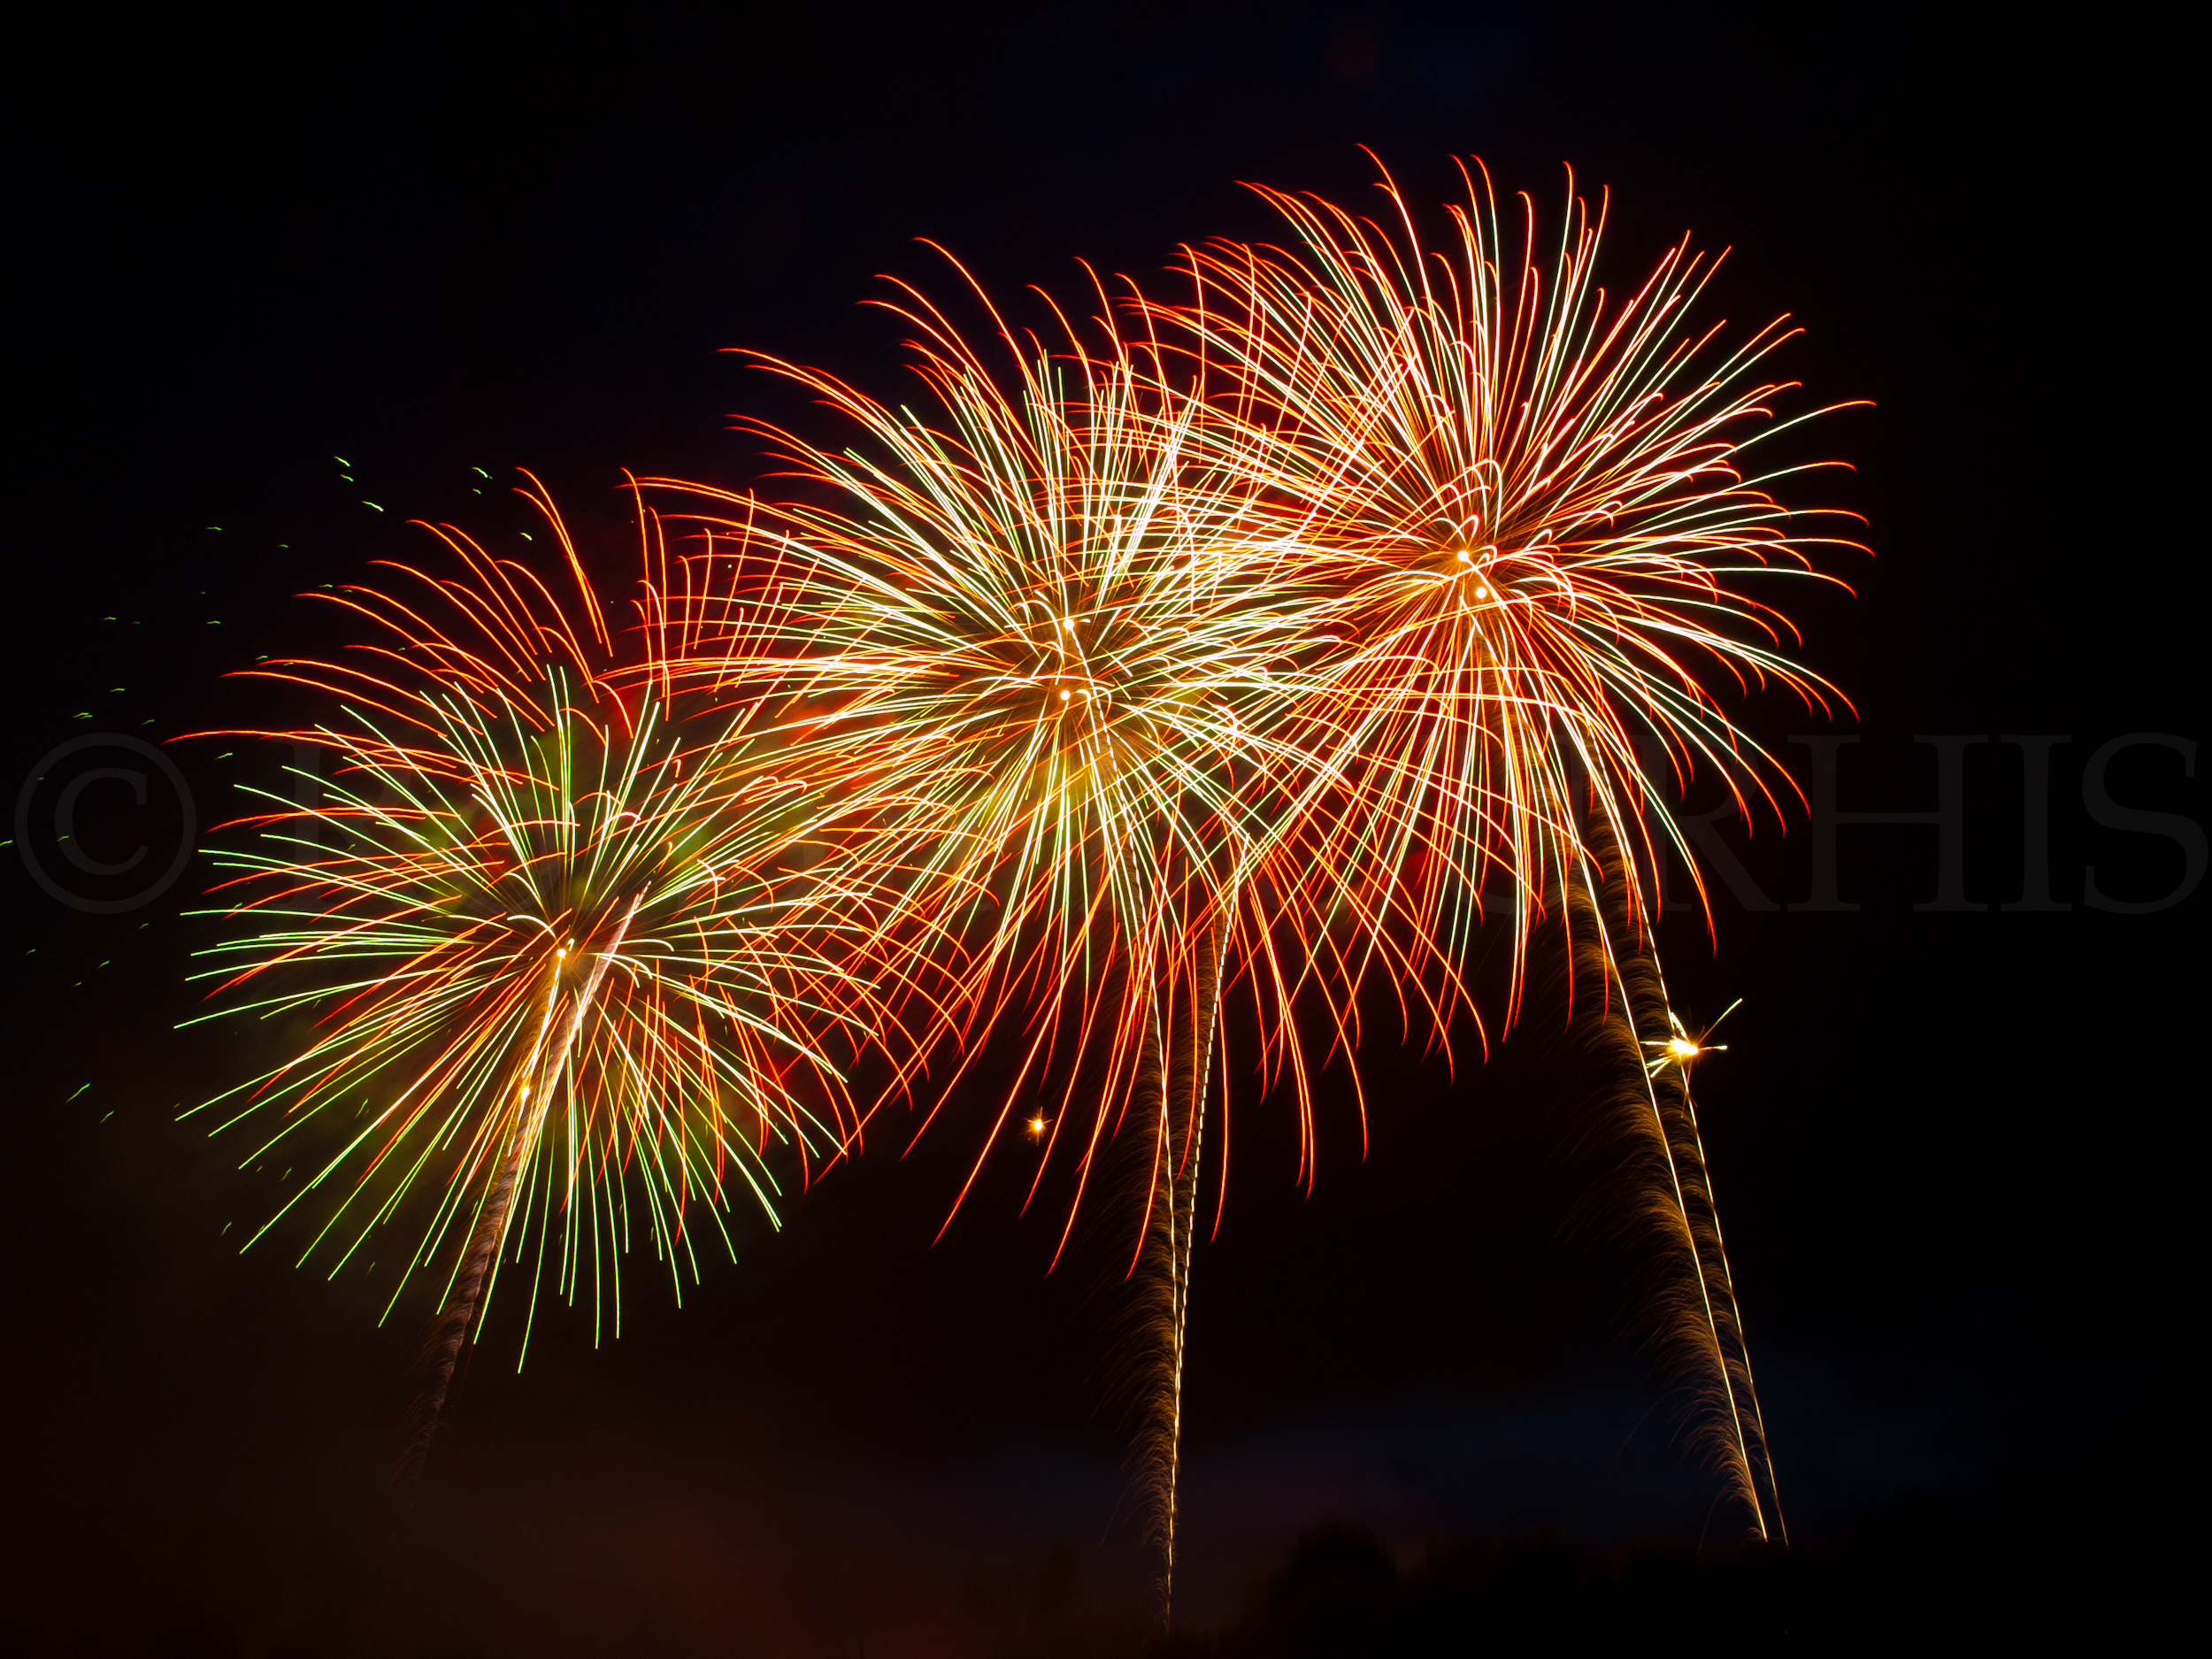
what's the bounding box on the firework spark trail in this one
[1130,912,1222,1616]
[1147,155,1854,1535]
[189,479,919,1478]
[1571,855,1784,1541]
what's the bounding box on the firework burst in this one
[649,257,1387,1608]
[180,151,1857,1564]
[1163,155,1861,1023]
[651,259,1351,1233]
[1149,156,1863,1539]
[188,478,909,1478]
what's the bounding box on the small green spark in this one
[67,1084,89,1102]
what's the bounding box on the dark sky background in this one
[3,4,2197,1655]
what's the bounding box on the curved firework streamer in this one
[187,478,922,1479]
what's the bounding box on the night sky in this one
[4,5,2196,1654]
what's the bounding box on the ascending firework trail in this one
[1125,913,1223,1606]
[1571,849,1786,1541]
